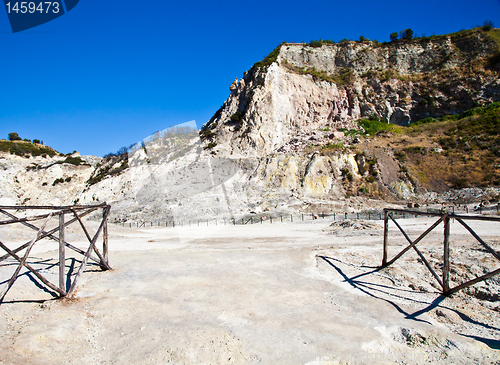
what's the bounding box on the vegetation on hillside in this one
[87,153,128,186]
[357,102,500,190]
[357,116,402,135]
[0,138,56,158]
[300,21,498,48]
[253,43,285,70]
[390,29,414,42]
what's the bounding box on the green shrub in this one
[357,118,400,135]
[341,167,353,182]
[308,40,323,47]
[454,178,468,188]
[322,142,343,150]
[8,132,21,141]
[394,151,406,162]
[412,117,436,126]
[62,156,86,166]
[200,129,215,139]
[230,111,244,122]
[401,28,413,40]
[52,178,64,186]
[483,20,494,32]
[404,146,427,154]
[204,142,217,150]
[307,39,335,47]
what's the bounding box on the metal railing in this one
[113,205,499,228]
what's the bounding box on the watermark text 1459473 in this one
[5,2,61,14]
[3,0,79,32]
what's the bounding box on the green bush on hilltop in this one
[389,29,414,42]
[483,20,494,32]
[8,132,21,141]
[307,39,335,48]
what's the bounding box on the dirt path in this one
[1,218,499,364]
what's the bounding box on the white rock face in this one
[205,63,361,158]
[0,152,95,207]
[0,132,377,222]
[0,154,23,205]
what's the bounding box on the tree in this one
[117,146,129,155]
[399,29,414,41]
[8,132,21,141]
[390,32,399,42]
[483,20,494,31]
[403,28,414,40]
[33,139,40,144]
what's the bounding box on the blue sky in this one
[1,0,499,156]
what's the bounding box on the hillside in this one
[1,27,500,221]
[0,139,58,158]
[353,103,500,199]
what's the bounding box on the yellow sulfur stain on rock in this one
[303,174,331,195]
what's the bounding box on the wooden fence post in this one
[443,215,451,295]
[383,210,389,266]
[103,207,109,265]
[59,212,65,292]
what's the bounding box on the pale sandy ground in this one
[0,216,499,364]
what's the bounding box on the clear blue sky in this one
[1,0,499,156]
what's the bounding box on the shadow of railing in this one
[318,255,500,340]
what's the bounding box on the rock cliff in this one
[201,27,500,157]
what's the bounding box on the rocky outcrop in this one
[201,28,500,157]
[0,152,97,206]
